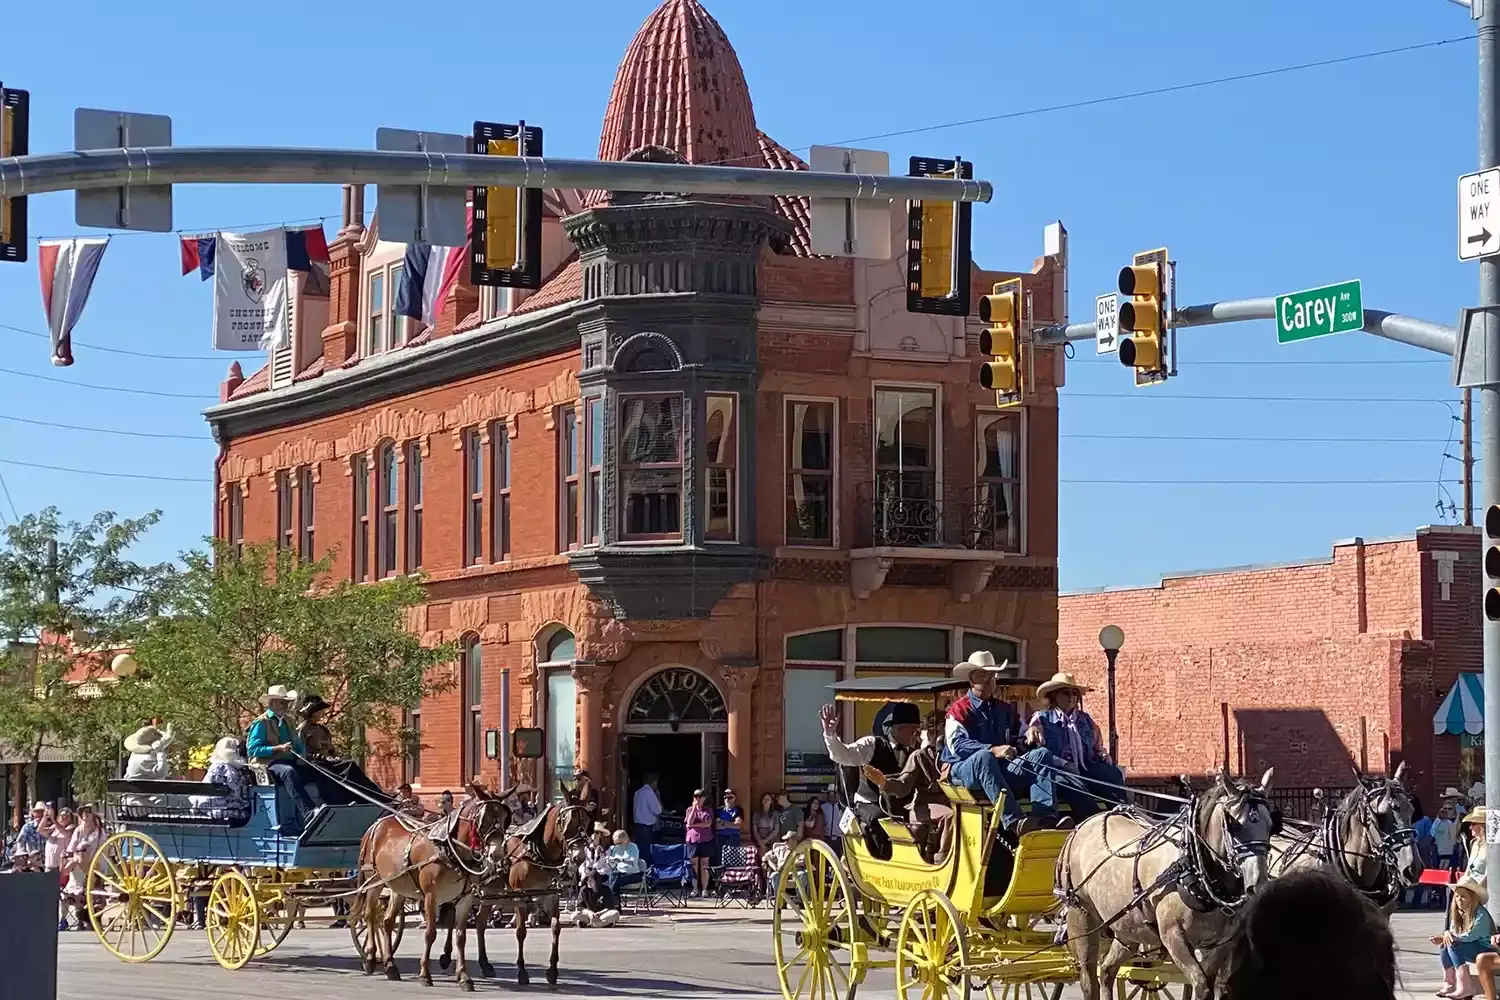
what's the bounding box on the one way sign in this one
[1096,294,1118,355]
[1459,167,1500,262]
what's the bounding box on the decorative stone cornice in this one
[260,438,335,475]
[335,407,444,457]
[447,387,531,445]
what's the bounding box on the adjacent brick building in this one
[204,0,1066,821]
[1058,525,1482,809]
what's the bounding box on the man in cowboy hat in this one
[820,699,923,834]
[1022,671,1125,821]
[942,651,1072,834]
[245,684,319,832]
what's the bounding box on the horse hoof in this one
[545,970,558,988]
[479,962,495,979]
[420,976,433,988]
[439,955,452,971]
[460,980,475,993]
[385,966,402,982]
[517,971,530,987]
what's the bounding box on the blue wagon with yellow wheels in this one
[87,778,409,970]
[770,676,1189,1000]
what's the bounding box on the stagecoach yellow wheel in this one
[255,888,299,956]
[348,892,409,960]
[206,871,261,971]
[895,889,971,1000]
[772,838,862,1000]
[86,831,181,964]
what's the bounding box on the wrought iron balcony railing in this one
[853,484,1019,552]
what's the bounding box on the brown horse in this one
[442,778,596,986]
[357,783,513,991]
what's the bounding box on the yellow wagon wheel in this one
[348,891,409,961]
[772,838,862,1000]
[206,871,261,971]
[86,831,180,964]
[895,889,971,1000]
[255,888,300,956]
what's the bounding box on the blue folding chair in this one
[643,842,693,908]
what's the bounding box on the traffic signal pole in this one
[1476,0,1500,845]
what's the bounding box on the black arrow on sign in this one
[1098,331,1115,347]
[1470,228,1493,246]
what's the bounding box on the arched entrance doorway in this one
[619,667,728,838]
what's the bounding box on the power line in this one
[0,322,222,362]
[33,212,338,244]
[1062,433,1448,443]
[0,365,216,400]
[1062,478,1458,485]
[1061,391,1454,404]
[0,412,206,441]
[1070,357,1448,367]
[0,458,208,484]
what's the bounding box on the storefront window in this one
[546,671,576,801]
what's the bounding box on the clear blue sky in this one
[0,0,1479,590]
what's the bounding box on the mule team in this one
[345,649,1423,997]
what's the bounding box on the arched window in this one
[538,626,576,797]
[376,442,398,577]
[462,635,483,780]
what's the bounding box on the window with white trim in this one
[705,394,737,541]
[226,483,245,559]
[463,428,484,567]
[976,410,1022,553]
[353,454,371,582]
[463,635,483,780]
[405,441,424,571]
[376,442,398,578]
[364,261,407,357]
[298,467,316,562]
[275,471,293,551]
[785,398,836,546]
[491,422,511,560]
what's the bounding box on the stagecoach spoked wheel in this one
[255,888,299,956]
[86,831,181,964]
[895,889,971,1000]
[772,839,861,1000]
[348,892,410,960]
[206,871,261,971]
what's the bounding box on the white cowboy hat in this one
[1458,875,1490,907]
[952,650,1011,680]
[259,684,299,707]
[208,737,246,766]
[1037,672,1093,699]
[1442,787,1468,800]
[123,725,167,754]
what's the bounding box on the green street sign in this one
[1275,279,1363,344]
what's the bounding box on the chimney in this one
[220,361,244,402]
[321,184,366,368]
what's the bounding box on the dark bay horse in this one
[357,783,513,991]
[441,778,595,986]
[1269,762,1421,914]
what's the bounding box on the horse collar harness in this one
[1320,785,1411,907]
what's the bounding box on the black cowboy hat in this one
[883,703,921,727]
[300,694,332,718]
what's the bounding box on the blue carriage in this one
[88,776,400,970]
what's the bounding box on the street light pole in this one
[1097,625,1126,764]
[1478,0,1500,850]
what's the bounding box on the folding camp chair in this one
[713,843,762,907]
[643,842,692,908]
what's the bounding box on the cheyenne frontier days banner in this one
[213,228,289,352]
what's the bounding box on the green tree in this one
[128,541,455,764]
[0,508,175,803]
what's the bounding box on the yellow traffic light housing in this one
[906,155,973,317]
[470,121,545,290]
[0,85,30,264]
[1117,248,1169,386]
[978,279,1024,407]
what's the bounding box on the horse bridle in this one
[1323,781,1416,902]
[1185,782,1275,910]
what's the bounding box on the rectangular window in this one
[491,422,511,560]
[377,445,398,578]
[403,707,421,783]
[353,455,371,582]
[463,428,485,566]
[405,442,424,571]
[227,483,245,559]
[619,393,684,540]
[366,271,386,357]
[275,471,293,551]
[976,411,1022,552]
[545,670,577,800]
[874,387,939,545]
[705,394,738,541]
[389,263,405,348]
[559,407,580,551]
[584,398,603,545]
[785,399,835,545]
[298,467,316,562]
[464,640,483,780]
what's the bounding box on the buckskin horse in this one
[1057,768,1279,1000]
[1268,762,1422,914]
[439,777,595,986]
[357,783,513,991]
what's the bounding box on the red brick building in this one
[204,0,1066,822]
[1057,525,1482,808]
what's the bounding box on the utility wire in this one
[0,365,217,400]
[1063,478,1459,486]
[0,322,222,362]
[0,458,208,484]
[0,412,206,440]
[1070,357,1448,367]
[1062,391,1454,404]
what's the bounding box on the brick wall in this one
[1059,527,1481,808]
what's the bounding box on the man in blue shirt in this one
[942,652,1070,834]
[246,684,318,833]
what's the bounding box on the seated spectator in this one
[750,793,780,854]
[1222,868,1395,1000]
[61,806,103,930]
[11,805,46,871]
[602,828,647,899]
[764,831,804,906]
[191,738,255,823]
[802,796,828,842]
[1433,877,1495,998]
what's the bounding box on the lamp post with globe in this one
[1097,625,1125,762]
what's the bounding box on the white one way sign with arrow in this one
[1459,167,1500,262]
[1096,294,1119,354]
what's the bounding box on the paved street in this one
[55,907,1455,999]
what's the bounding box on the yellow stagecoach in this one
[770,675,1187,1000]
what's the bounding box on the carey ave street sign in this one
[1095,294,1118,355]
[1275,279,1363,344]
[1459,167,1500,262]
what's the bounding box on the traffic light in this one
[1486,505,1500,624]
[0,85,29,263]
[978,279,1024,407]
[1117,248,1168,386]
[470,121,544,290]
[905,156,973,317]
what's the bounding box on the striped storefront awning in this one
[1435,672,1485,736]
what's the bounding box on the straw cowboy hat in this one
[1443,787,1470,801]
[1465,805,1490,827]
[952,650,1010,680]
[208,737,247,766]
[1037,672,1093,699]
[259,684,299,707]
[123,725,169,754]
[1458,874,1490,907]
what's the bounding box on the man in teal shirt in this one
[246,685,318,832]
